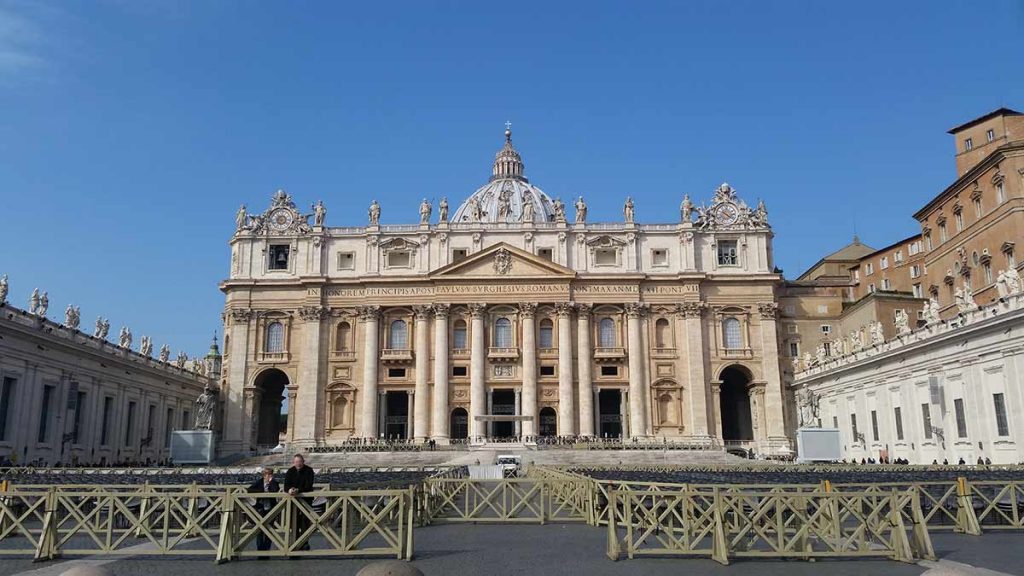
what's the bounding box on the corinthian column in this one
[677,301,709,438]
[520,303,538,438]
[555,302,575,436]
[431,304,450,441]
[358,306,381,438]
[576,304,594,437]
[469,303,487,441]
[757,302,786,446]
[294,305,327,445]
[625,302,648,439]
[413,305,432,441]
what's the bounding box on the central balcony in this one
[380,348,414,363]
[488,347,520,361]
[593,347,626,362]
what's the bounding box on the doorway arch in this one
[450,407,469,440]
[539,407,557,437]
[719,365,753,441]
[253,369,289,446]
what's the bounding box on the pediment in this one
[586,234,628,247]
[380,237,420,251]
[431,243,575,278]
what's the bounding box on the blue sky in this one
[1,1,1022,356]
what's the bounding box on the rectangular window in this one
[0,376,14,441]
[268,245,290,270]
[954,398,968,438]
[921,403,933,440]
[850,413,859,441]
[986,128,995,142]
[72,391,86,444]
[386,251,412,268]
[925,234,933,251]
[832,415,839,430]
[38,385,54,443]
[387,368,407,379]
[997,182,1005,203]
[993,393,1009,436]
[789,342,799,357]
[939,224,947,242]
[539,365,555,377]
[868,283,876,293]
[913,283,923,298]
[964,137,973,151]
[595,248,617,266]
[165,408,174,447]
[124,401,136,447]
[600,366,619,377]
[984,263,992,284]
[451,366,467,377]
[717,240,738,266]
[820,325,831,335]
[337,252,355,270]
[537,248,553,261]
[865,263,874,275]
[870,410,879,441]
[910,265,920,278]
[101,397,113,445]
[882,278,891,290]
[451,248,468,262]
[893,407,904,440]
[880,256,889,270]
[894,250,903,263]
[974,198,982,218]
[651,249,668,266]
[955,211,963,232]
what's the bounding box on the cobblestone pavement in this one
[1,526,1020,576]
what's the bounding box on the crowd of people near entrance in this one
[837,456,996,466]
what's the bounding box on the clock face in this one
[714,202,739,225]
[269,208,294,232]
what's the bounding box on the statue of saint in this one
[955,284,978,313]
[194,385,218,430]
[552,198,566,223]
[574,196,587,224]
[176,351,188,369]
[159,344,171,363]
[100,318,110,339]
[680,195,693,223]
[894,309,910,335]
[64,305,80,330]
[438,197,449,221]
[140,335,153,357]
[755,199,769,227]
[419,198,432,224]
[313,200,326,227]
[468,197,482,222]
[796,387,819,428]
[0,274,7,305]
[870,320,885,345]
[497,190,512,221]
[521,193,535,223]
[29,288,39,315]
[368,200,381,225]
[37,292,48,317]
[118,326,133,349]
[623,197,635,224]
[235,204,247,230]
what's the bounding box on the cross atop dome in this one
[492,122,525,182]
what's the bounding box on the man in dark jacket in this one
[283,454,315,552]
[246,466,280,555]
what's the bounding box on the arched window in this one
[335,322,351,352]
[452,319,468,349]
[389,319,408,349]
[722,317,742,349]
[331,395,347,428]
[264,321,284,353]
[538,319,554,348]
[494,318,513,348]
[655,318,671,348]
[598,318,616,348]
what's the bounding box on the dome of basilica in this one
[451,129,556,224]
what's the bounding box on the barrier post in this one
[955,477,982,535]
[606,489,620,561]
[711,487,729,565]
[33,487,59,562]
[215,487,236,564]
[135,482,151,538]
[910,490,936,561]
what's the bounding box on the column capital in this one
[432,303,451,318]
[624,301,648,318]
[675,301,706,318]
[554,302,575,317]
[298,305,328,322]
[413,305,433,320]
[357,305,381,321]
[519,302,538,318]
[468,303,487,318]
[575,302,592,317]
[757,302,779,320]
[228,308,253,325]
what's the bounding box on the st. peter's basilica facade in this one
[218,129,788,456]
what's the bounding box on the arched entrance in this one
[539,407,557,437]
[598,389,622,438]
[719,365,753,441]
[450,408,468,440]
[253,369,289,447]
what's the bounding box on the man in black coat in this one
[246,466,280,554]
[283,454,315,552]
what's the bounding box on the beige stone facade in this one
[218,131,789,456]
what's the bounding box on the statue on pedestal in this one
[870,320,885,345]
[574,196,587,224]
[194,385,218,431]
[521,193,535,223]
[996,268,1022,297]
[894,308,911,335]
[368,200,381,225]
[955,284,978,313]
[37,292,48,317]
[923,297,941,325]
[159,344,170,363]
[176,351,188,369]
[438,197,449,221]
[140,335,153,357]
[118,326,132,349]
[313,200,326,227]
[623,197,635,224]
[497,190,512,221]
[419,198,432,224]
[235,204,247,231]
[552,198,566,223]
[796,387,820,428]
[64,305,80,330]
[680,195,693,223]
[29,288,39,315]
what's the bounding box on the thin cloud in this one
[0,1,51,81]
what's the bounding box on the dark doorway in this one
[253,369,288,446]
[598,389,623,438]
[450,408,468,440]
[491,389,515,438]
[720,366,753,441]
[539,407,557,437]
[384,391,409,439]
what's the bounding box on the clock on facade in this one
[714,202,739,226]
[269,208,295,232]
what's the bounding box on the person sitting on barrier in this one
[247,466,280,556]
[284,454,315,553]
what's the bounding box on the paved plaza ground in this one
[1,524,1021,576]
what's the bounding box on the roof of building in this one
[451,128,557,224]
[847,234,922,268]
[793,236,877,283]
[947,107,1022,134]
